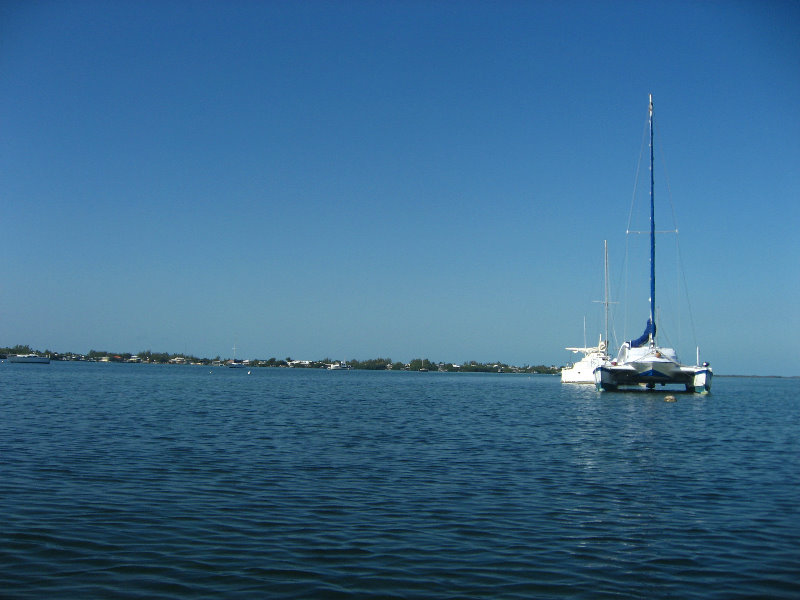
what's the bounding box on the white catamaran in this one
[594,95,712,393]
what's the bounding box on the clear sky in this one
[2,0,798,375]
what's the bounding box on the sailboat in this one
[562,241,612,384]
[594,95,712,393]
[227,343,246,368]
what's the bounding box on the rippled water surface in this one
[1,363,798,599]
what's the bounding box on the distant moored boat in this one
[9,354,50,364]
[328,361,351,370]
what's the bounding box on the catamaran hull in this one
[594,361,712,393]
[688,368,712,393]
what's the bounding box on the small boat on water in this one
[9,354,50,364]
[594,95,711,393]
[328,361,351,370]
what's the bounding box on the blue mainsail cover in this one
[628,319,656,348]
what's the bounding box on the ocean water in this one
[1,363,798,599]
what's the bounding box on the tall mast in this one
[603,239,610,346]
[648,94,656,342]
[593,239,615,351]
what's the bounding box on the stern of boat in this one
[689,367,712,394]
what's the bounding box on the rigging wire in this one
[619,114,651,344]
[655,121,700,357]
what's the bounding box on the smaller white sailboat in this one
[594,95,711,393]
[227,344,246,368]
[562,335,609,384]
[562,241,612,384]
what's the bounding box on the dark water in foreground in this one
[1,363,798,599]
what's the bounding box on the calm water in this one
[1,363,798,599]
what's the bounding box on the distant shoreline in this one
[3,347,796,378]
[0,347,559,374]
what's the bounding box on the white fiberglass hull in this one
[561,351,607,384]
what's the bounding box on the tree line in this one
[1,345,558,373]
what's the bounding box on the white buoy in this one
[664,395,676,402]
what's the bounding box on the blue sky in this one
[1,0,798,375]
